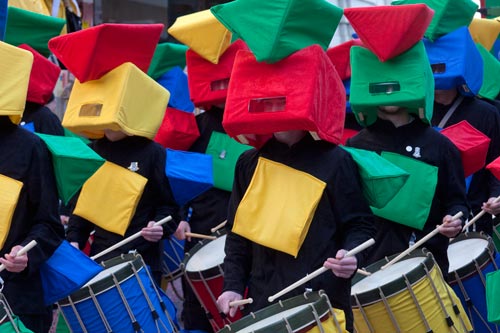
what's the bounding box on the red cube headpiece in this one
[154,107,200,151]
[326,39,363,81]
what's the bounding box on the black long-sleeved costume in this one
[66,136,179,274]
[222,135,376,332]
[21,102,64,136]
[347,118,469,277]
[432,96,500,234]
[0,117,64,315]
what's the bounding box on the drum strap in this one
[437,95,464,129]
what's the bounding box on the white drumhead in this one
[351,257,426,295]
[236,304,311,333]
[186,235,226,272]
[448,237,489,273]
[84,262,132,286]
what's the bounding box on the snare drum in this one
[217,291,347,333]
[182,230,241,332]
[448,232,500,333]
[58,253,178,333]
[351,249,472,333]
[162,237,185,282]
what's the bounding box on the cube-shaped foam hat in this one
[148,42,189,80]
[423,26,483,96]
[0,41,33,125]
[344,4,434,62]
[62,62,170,140]
[326,39,363,81]
[187,39,248,108]
[222,44,346,145]
[156,66,194,112]
[211,0,344,63]
[476,43,500,100]
[392,0,478,41]
[5,6,65,57]
[440,121,490,177]
[18,44,61,105]
[48,23,163,83]
[154,107,200,151]
[487,155,500,181]
[350,41,434,127]
[469,18,500,51]
[167,9,231,64]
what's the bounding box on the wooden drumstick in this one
[267,238,375,303]
[381,211,464,270]
[357,269,371,276]
[0,240,38,272]
[462,195,500,231]
[229,298,253,307]
[91,216,172,260]
[210,220,227,233]
[185,232,216,240]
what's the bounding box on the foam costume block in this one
[5,6,65,57]
[73,161,148,236]
[165,149,213,205]
[344,4,434,62]
[423,26,483,96]
[167,9,231,64]
[326,39,363,81]
[350,41,434,127]
[392,0,478,41]
[148,42,188,80]
[469,18,500,51]
[62,62,170,140]
[18,44,61,105]
[156,66,194,112]
[476,43,500,100]
[440,121,491,177]
[211,0,343,63]
[223,44,346,145]
[0,0,6,41]
[0,174,22,249]
[487,156,500,180]
[187,39,248,108]
[48,23,163,83]
[36,133,105,205]
[0,41,33,125]
[154,107,200,151]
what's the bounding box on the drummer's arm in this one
[66,214,95,250]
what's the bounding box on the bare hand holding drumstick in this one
[141,221,164,242]
[323,249,358,279]
[438,213,463,238]
[217,290,243,317]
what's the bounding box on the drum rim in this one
[351,249,435,306]
[447,232,496,283]
[181,229,226,280]
[217,291,333,333]
[58,253,145,305]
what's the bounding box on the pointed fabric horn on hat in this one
[211,0,343,63]
[476,42,500,100]
[326,39,364,81]
[154,107,200,151]
[49,23,163,83]
[344,4,434,62]
[156,66,194,112]
[148,42,189,80]
[469,18,500,51]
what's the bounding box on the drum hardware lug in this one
[250,312,256,319]
[278,300,284,308]
[283,316,293,333]
[0,277,3,292]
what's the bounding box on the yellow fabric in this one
[73,161,148,236]
[0,41,33,124]
[63,62,170,139]
[352,265,472,333]
[233,157,326,257]
[167,9,231,64]
[0,175,23,250]
[469,18,500,51]
[306,308,348,333]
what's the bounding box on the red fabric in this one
[326,39,363,80]
[344,4,434,62]
[154,107,200,150]
[18,44,61,105]
[222,44,346,145]
[187,40,248,108]
[340,128,359,145]
[487,156,500,181]
[440,120,490,177]
[48,23,163,83]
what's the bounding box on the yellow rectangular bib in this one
[0,174,23,249]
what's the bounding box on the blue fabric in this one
[20,122,35,133]
[40,240,103,305]
[157,67,195,113]
[165,149,213,205]
[162,237,185,276]
[60,264,177,333]
[423,26,483,96]
[344,79,351,113]
[0,0,6,41]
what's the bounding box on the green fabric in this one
[37,133,105,205]
[476,43,500,100]
[486,0,500,18]
[205,131,252,191]
[63,127,91,144]
[487,270,500,324]
[350,41,434,127]
[55,312,70,333]
[211,0,343,63]
[5,6,66,57]
[147,42,188,80]
[341,146,409,209]
[371,152,438,230]
[392,0,478,41]
[0,316,34,333]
